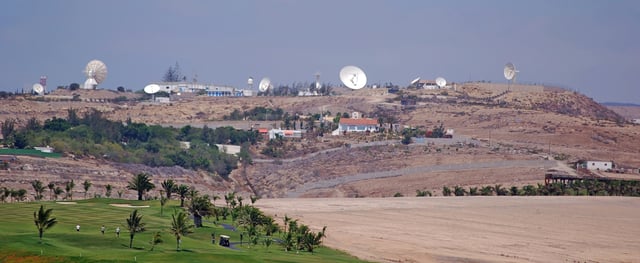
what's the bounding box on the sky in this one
[1,0,639,103]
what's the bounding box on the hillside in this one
[1,85,638,198]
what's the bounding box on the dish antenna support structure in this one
[339,65,367,90]
[314,72,321,95]
[503,62,518,91]
[83,60,108,89]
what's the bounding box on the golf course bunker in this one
[109,204,150,208]
[256,197,640,263]
[56,201,77,204]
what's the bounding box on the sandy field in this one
[256,197,640,263]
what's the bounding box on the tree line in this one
[1,109,259,177]
[436,180,640,197]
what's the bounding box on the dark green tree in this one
[161,179,176,199]
[31,180,45,201]
[187,194,213,227]
[126,209,146,248]
[33,205,57,242]
[176,184,189,207]
[82,180,92,199]
[127,173,155,201]
[65,180,75,200]
[169,210,194,251]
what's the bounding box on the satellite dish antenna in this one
[258,78,271,93]
[144,84,160,94]
[32,83,44,95]
[83,60,108,89]
[435,77,447,88]
[340,66,367,90]
[504,62,519,91]
[410,77,420,86]
[504,62,517,81]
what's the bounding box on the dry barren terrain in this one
[257,197,640,263]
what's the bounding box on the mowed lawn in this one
[0,198,367,263]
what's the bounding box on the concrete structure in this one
[577,160,614,171]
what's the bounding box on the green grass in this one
[0,199,368,263]
[0,149,62,158]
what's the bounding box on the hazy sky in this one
[1,0,638,103]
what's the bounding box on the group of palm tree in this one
[29,173,328,253]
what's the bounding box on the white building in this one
[268,129,304,140]
[333,112,379,135]
[577,161,614,171]
[150,82,252,97]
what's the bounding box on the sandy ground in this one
[256,197,640,263]
[109,204,150,208]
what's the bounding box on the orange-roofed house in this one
[335,117,379,134]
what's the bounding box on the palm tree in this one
[65,180,75,200]
[161,179,176,199]
[16,189,27,201]
[160,196,167,216]
[82,180,92,199]
[53,187,63,201]
[169,210,194,251]
[47,182,55,201]
[105,184,112,198]
[149,231,163,251]
[187,194,213,227]
[0,187,8,203]
[126,209,146,248]
[31,180,45,201]
[127,173,155,201]
[33,205,57,242]
[283,214,291,234]
[176,184,189,207]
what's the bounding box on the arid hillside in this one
[1,85,638,198]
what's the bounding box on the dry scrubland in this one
[1,85,640,262]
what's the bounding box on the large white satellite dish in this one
[258,78,271,92]
[339,65,367,90]
[144,84,160,94]
[504,62,517,81]
[435,77,447,88]
[32,83,44,95]
[83,60,108,89]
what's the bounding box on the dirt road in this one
[256,197,640,263]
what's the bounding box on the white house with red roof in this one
[333,112,379,135]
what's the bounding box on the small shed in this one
[576,160,614,171]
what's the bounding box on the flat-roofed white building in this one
[150,82,252,97]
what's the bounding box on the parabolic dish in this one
[32,83,44,94]
[258,78,271,92]
[410,77,421,85]
[339,65,367,90]
[144,84,161,94]
[435,77,447,88]
[85,60,108,84]
[504,62,516,81]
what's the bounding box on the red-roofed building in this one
[335,117,379,134]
